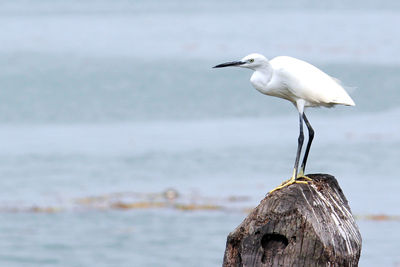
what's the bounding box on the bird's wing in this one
[270,56,355,106]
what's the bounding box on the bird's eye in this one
[249,59,254,63]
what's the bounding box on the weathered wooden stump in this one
[223,174,362,267]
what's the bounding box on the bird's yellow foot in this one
[297,168,313,181]
[268,169,312,194]
[268,178,308,194]
[297,174,312,181]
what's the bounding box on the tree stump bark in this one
[223,174,362,267]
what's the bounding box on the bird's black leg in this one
[268,111,310,194]
[293,112,304,180]
[299,113,314,177]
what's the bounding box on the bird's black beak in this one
[213,61,245,68]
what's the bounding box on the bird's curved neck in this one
[250,63,273,91]
[256,62,273,77]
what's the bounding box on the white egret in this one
[213,53,355,193]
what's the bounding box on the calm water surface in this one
[0,1,400,266]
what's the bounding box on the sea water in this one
[0,1,399,266]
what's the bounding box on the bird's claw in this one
[297,175,313,181]
[268,172,313,194]
[296,168,312,181]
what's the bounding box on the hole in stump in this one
[261,233,289,250]
[261,233,289,263]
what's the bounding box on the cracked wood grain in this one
[223,174,362,267]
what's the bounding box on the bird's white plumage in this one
[267,56,355,107]
[237,53,355,110]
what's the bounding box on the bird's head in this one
[213,53,268,70]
